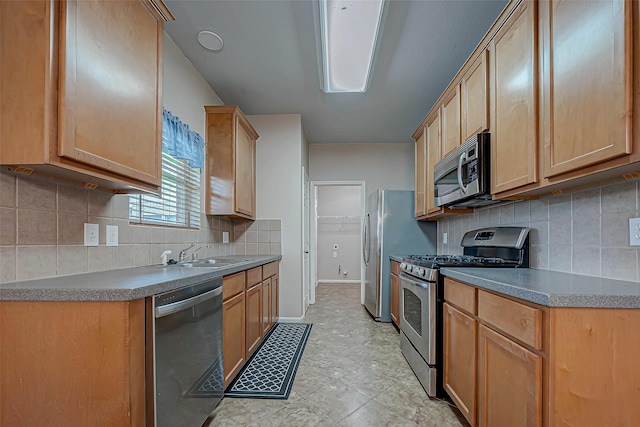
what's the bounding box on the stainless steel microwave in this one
[434,132,498,209]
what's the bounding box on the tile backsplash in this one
[437,180,640,282]
[0,172,281,284]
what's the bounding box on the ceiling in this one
[164,0,509,145]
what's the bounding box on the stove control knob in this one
[406,265,413,272]
[400,262,407,271]
[417,268,425,277]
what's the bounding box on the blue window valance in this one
[162,108,205,169]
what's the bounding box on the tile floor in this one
[208,283,467,426]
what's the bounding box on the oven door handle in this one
[155,286,223,318]
[400,273,435,289]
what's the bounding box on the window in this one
[129,109,204,228]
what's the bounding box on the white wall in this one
[163,33,223,135]
[249,114,309,319]
[316,186,361,281]
[308,143,414,193]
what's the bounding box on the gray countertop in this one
[0,255,281,302]
[440,268,640,308]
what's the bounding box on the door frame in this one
[309,180,366,305]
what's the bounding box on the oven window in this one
[403,287,422,335]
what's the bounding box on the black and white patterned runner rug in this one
[225,322,312,399]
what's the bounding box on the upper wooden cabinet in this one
[204,106,259,220]
[441,85,462,157]
[490,0,538,196]
[425,110,444,216]
[540,0,632,178]
[462,50,490,141]
[0,0,173,194]
[413,127,427,219]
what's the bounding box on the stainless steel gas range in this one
[398,227,530,397]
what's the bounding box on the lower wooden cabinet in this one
[477,324,542,427]
[245,283,263,356]
[390,260,400,327]
[262,277,272,335]
[263,262,279,326]
[223,261,280,387]
[223,290,246,387]
[443,302,477,426]
[0,299,146,426]
[443,276,640,427]
[271,273,279,324]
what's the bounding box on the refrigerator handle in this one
[363,213,370,266]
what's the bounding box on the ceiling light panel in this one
[320,0,385,93]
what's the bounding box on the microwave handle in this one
[457,152,468,194]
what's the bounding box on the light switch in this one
[443,232,448,244]
[106,225,118,247]
[629,218,640,246]
[333,251,338,258]
[84,223,99,247]
[223,231,229,244]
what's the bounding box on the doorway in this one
[309,181,365,305]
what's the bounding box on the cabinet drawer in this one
[478,290,542,350]
[262,261,279,279]
[444,278,476,315]
[223,272,245,301]
[246,267,262,288]
[391,260,400,275]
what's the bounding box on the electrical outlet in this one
[222,231,229,244]
[629,218,640,246]
[84,223,99,247]
[106,225,118,247]
[333,251,338,258]
[443,232,448,244]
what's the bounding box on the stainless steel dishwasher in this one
[152,277,223,427]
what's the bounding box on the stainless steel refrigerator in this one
[363,189,437,322]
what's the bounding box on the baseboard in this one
[277,316,306,323]
[317,280,360,284]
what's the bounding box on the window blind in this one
[129,151,201,229]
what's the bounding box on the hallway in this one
[209,283,466,426]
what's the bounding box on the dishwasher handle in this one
[155,286,222,318]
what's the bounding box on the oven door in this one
[399,272,436,365]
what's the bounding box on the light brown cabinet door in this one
[444,303,477,426]
[390,273,400,327]
[462,50,489,141]
[271,274,279,324]
[235,119,256,217]
[441,85,461,157]
[477,324,542,427]
[262,277,272,335]
[426,110,442,215]
[490,0,538,195]
[414,128,427,218]
[540,0,631,178]
[0,300,146,426]
[223,292,246,387]
[245,283,263,356]
[57,0,162,186]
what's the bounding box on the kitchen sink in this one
[173,259,234,268]
[160,258,253,268]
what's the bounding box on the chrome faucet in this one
[179,243,210,262]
